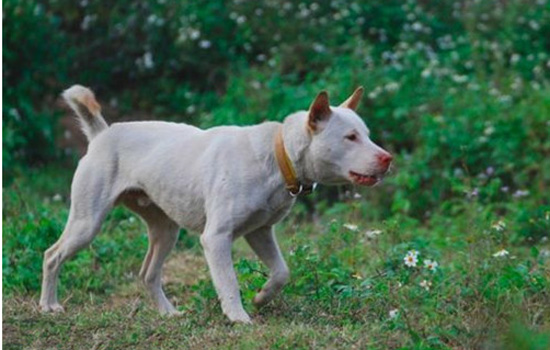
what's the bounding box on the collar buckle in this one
[288,182,317,197]
[288,184,303,197]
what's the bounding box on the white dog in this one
[39,85,392,323]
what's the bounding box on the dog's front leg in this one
[200,231,251,323]
[245,226,290,307]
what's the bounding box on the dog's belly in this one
[148,192,207,232]
[134,192,291,236]
[145,185,293,236]
[125,177,207,232]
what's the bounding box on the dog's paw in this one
[252,292,271,308]
[227,311,252,324]
[158,304,184,317]
[40,303,65,313]
[161,310,184,318]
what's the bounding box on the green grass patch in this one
[3,167,550,349]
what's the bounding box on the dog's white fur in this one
[39,85,392,323]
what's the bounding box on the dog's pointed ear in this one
[339,86,364,111]
[308,91,331,132]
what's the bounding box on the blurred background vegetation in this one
[4,0,550,220]
[3,0,550,348]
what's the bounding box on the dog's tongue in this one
[350,171,378,186]
[358,175,377,186]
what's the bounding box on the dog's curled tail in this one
[62,85,108,142]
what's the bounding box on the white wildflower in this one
[9,108,21,121]
[513,190,529,198]
[419,279,432,291]
[467,82,480,91]
[250,81,261,90]
[452,74,468,83]
[384,82,400,92]
[343,223,359,232]
[424,259,438,272]
[368,86,382,99]
[147,14,158,25]
[143,52,154,69]
[81,15,96,30]
[365,230,382,239]
[411,22,423,31]
[498,95,511,104]
[484,125,495,135]
[491,220,506,232]
[189,29,200,40]
[493,249,509,258]
[236,15,246,24]
[467,188,479,198]
[199,40,211,49]
[529,20,540,31]
[404,250,419,267]
[389,309,399,319]
[312,43,326,53]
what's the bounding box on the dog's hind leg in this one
[141,221,179,315]
[123,196,180,315]
[245,226,289,307]
[39,163,116,313]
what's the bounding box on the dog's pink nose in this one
[378,152,393,169]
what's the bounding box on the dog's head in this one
[304,87,392,186]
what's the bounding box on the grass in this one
[3,166,550,349]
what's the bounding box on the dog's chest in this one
[232,191,295,237]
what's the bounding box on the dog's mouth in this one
[349,171,380,186]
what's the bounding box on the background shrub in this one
[4,0,549,218]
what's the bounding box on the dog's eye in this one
[345,134,358,142]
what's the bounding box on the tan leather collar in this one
[274,127,315,196]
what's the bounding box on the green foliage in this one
[4,169,549,348]
[2,174,146,294]
[4,1,550,211]
[516,206,550,243]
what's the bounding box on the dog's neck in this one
[281,112,316,185]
